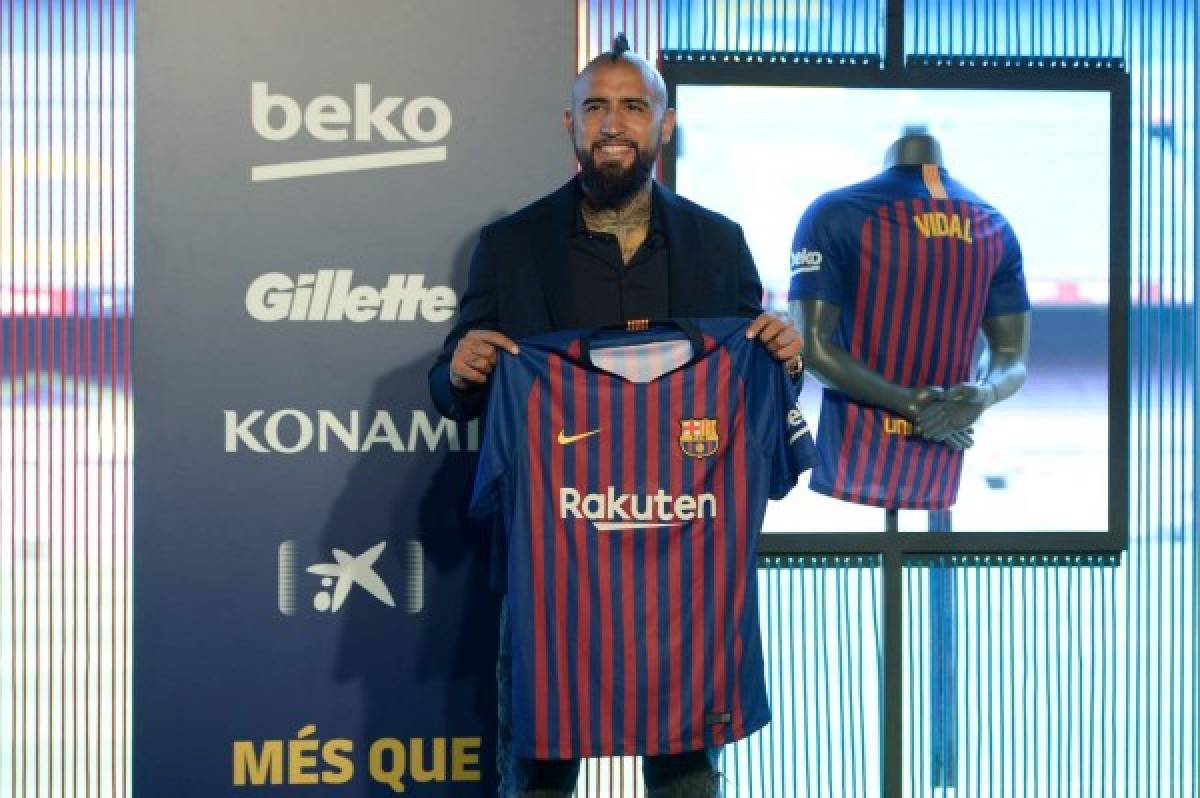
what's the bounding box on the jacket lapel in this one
[655,181,707,318]
[532,179,578,330]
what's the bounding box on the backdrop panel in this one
[134,2,574,795]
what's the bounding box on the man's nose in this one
[599,108,624,135]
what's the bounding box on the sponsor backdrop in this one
[134,2,574,795]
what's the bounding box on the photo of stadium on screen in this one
[672,83,1119,535]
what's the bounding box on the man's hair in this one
[570,33,668,111]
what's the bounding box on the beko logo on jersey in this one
[790,248,823,273]
[559,487,717,531]
[250,82,452,181]
[224,410,479,453]
[246,271,457,322]
[787,396,810,444]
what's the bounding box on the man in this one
[428,39,803,798]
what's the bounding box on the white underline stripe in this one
[251,146,447,181]
[592,522,679,531]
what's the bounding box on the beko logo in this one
[224,410,479,454]
[246,271,457,323]
[250,82,452,182]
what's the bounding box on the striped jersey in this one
[788,164,1030,509]
[470,318,816,759]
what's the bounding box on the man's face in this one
[563,61,676,208]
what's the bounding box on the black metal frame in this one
[659,42,1132,798]
[660,58,1132,558]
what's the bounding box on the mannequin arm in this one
[916,312,1032,439]
[790,298,973,449]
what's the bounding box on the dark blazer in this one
[428,178,765,421]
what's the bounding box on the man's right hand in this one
[449,329,519,390]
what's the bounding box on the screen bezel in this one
[662,61,1131,556]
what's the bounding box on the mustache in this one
[592,137,639,150]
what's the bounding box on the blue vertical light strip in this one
[921,562,928,795]
[787,561,798,798]
[798,559,813,797]
[997,560,1006,797]
[855,559,868,797]
[820,558,835,798]
[775,562,786,797]
[1006,561,1016,797]
[1065,561,1075,794]
[959,561,970,793]
[1131,3,1146,794]
[1156,0,1168,788]
[844,560,854,797]
[873,558,883,795]
[905,565,914,796]
[1192,2,1199,792]
[1027,562,1037,797]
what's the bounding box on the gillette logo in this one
[246,270,456,322]
[250,82,452,181]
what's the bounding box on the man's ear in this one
[562,109,574,135]
[660,107,677,144]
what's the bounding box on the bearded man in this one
[428,38,803,798]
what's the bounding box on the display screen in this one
[674,84,1115,534]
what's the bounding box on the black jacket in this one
[428,178,765,421]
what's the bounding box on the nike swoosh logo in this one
[557,428,601,445]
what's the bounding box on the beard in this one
[576,138,658,209]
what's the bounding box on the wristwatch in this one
[785,352,805,383]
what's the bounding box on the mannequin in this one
[789,131,1034,787]
[787,131,1032,510]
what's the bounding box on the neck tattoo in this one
[581,185,652,265]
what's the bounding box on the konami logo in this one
[224,409,479,454]
[250,82,452,182]
[245,270,456,322]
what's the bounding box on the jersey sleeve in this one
[787,194,852,308]
[744,342,819,499]
[984,218,1032,317]
[468,355,526,520]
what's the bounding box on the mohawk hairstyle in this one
[611,32,630,60]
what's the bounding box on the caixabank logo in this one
[250,82,452,182]
[277,540,424,616]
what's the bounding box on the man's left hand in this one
[746,312,803,361]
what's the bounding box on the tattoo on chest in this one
[581,191,652,265]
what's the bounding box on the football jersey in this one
[788,164,1030,510]
[470,318,816,759]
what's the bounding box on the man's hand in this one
[745,312,803,361]
[916,382,993,441]
[449,329,519,390]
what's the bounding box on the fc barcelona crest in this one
[679,417,720,459]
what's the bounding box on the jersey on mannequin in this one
[787,131,1032,510]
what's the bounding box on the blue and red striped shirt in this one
[788,164,1030,509]
[471,318,816,758]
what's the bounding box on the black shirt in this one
[565,194,669,328]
